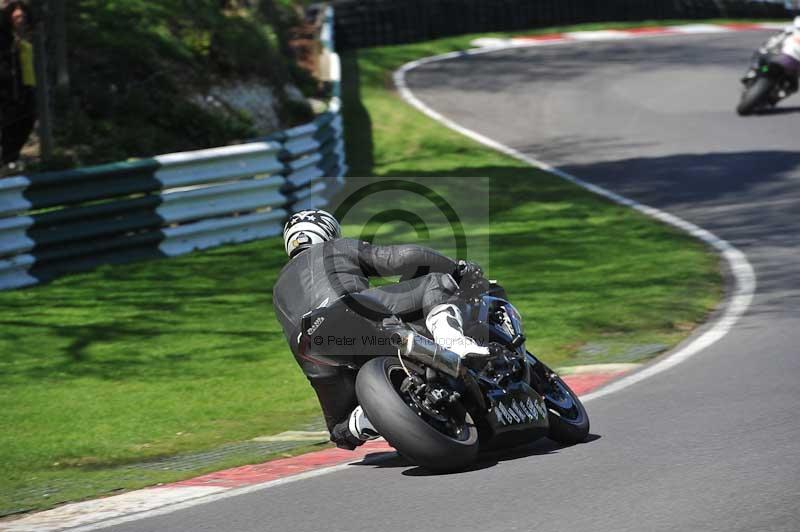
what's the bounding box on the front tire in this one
[737,77,774,116]
[528,357,590,445]
[356,357,479,472]
[543,372,590,445]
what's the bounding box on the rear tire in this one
[356,357,479,472]
[737,77,774,116]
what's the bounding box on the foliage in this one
[48,0,311,168]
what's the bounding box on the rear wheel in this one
[737,77,774,116]
[356,356,479,472]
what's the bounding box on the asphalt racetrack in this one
[105,31,800,532]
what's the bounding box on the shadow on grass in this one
[342,50,375,176]
[0,239,290,381]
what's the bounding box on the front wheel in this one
[737,77,774,116]
[355,357,479,472]
[528,358,590,444]
[542,372,590,444]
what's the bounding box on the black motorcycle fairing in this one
[299,283,521,366]
[298,293,399,367]
[762,59,789,80]
[478,380,550,448]
[299,282,557,450]
[743,52,793,84]
[460,282,526,351]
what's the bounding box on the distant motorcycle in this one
[738,39,798,115]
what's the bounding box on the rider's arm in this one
[763,32,788,53]
[357,242,458,280]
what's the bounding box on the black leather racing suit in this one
[272,238,461,432]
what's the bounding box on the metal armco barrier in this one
[0,6,346,290]
[332,0,794,49]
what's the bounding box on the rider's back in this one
[273,238,370,353]
[781,29,800,61]
[273,237,458,354]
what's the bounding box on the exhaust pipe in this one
[393,331,463,378]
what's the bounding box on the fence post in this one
[33,26,54,163]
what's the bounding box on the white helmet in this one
[283,209,341,257]
[794,16,800,31]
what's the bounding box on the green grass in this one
[0,19,726,515]
[0,240,323,514]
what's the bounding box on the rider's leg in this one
[310,370,377,449]
[773,54,800,93]
[292,353,369,449]
[330,405,380,450]
[361,273,490,359]
[348,405,379,440]
[424,303,490,359]
[787,55,800,92]
[358,272,457,320]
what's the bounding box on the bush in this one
[49,0,312,168]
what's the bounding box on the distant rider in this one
[759,16,800,93]
[272,209,491,450]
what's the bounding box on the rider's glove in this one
[454,260,484,284]
[487,341,515,360]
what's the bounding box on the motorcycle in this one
[737,46,798,116]
[298,273,590,472]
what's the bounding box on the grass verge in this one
[0,19,726,516]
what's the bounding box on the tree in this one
[50,0,69,90]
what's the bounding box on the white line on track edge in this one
[60,461,362,532]
[392,28,757,403]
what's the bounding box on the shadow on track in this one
[561,150,800,316]
[406,36,757,93]
[559,150,800,247]
[355,433,602,476]
[560,150,800,208]
[752,106,800,116]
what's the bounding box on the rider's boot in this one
[349,405,379,441]
[330,406,379,450]
[425,303,491,360]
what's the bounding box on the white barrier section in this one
[159,209,287,256]
[154,142,285,189]
[157,177,286,224]
[0,253,37,290]
[0,176,32,217]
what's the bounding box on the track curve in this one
[101,31,800,532]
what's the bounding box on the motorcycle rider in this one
[272,209,491,450]
[758,16,800,93]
